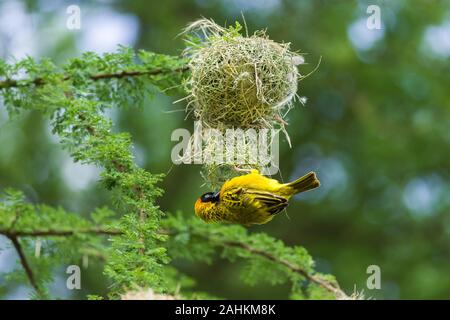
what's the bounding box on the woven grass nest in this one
[183,18,305,131]
[181,19,307,188]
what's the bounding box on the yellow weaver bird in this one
[194,169,320,225]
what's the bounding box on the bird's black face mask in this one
[200,191,220,203]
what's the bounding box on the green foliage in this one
[163,213,338,299]
[0,46,344,300]
[0,47,187,297]
[0,189,114,299]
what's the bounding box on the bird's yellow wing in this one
[245,190,288,215]
[222,187,288,217]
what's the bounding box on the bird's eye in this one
[200,192,213,202]
[200,191,219,203]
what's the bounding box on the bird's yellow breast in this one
[195,199,233,222]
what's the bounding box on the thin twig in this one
[0,227,120,296]
[79,109,147,258]
[0,228,121,238]
[183,231,350,300]
[219,239,349,299]
[161,227,349,299]
[8,235,41,295]
[0,66,189,90]
[138,208,147,255]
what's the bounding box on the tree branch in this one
[1,224,351,299]
[0,65,189,90]
[138,208,147,255]
[0,227,120,297]
[219,239,350,300]
[7,235,42,296]
[180,230,351,300]
[77,112,147,256]
[0,228,121,238]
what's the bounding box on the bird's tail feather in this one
[285,172,320,195]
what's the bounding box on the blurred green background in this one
[0,0,449,299]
